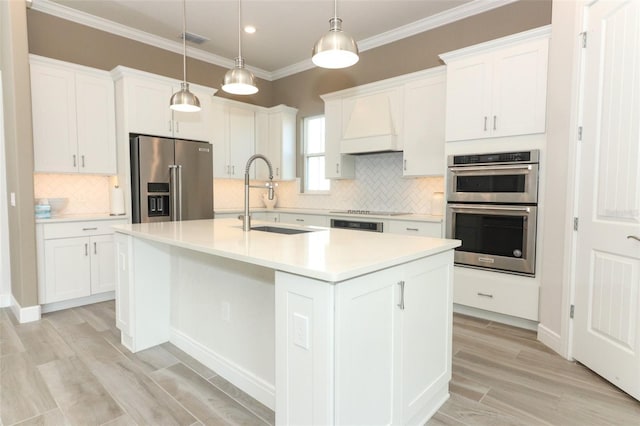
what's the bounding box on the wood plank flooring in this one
[1,301,638,425]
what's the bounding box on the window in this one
[303,115,330,192]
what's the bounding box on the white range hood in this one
[340,88,402,154]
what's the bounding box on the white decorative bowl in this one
[46,198,69,215]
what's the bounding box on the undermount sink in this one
[251,226,314,235]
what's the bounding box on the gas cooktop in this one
[329,210,411,216]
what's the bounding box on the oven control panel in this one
[449,150,539,166]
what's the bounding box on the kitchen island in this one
[113,218,460,425]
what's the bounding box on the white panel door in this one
[127,77,173,137]
[573,0,640,401]
[44,237,91,303]
[75,72,116,174]
[30,62,78,173]
[227,106,255,179]
[90,234,116,294]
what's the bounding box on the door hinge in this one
[580,31,587,48]
[570,304,575,319]
[573,217,579,231]
[578,126,583,141]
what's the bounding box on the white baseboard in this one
[537,323,566,357]
[40,291,115,314]
[170,328,275,410]
[453,303,538,331]
[10,295,41,323]
[0,293,11,308]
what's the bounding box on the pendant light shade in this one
[170,0,201,112]
[312,1,359,69]
[222,0,258,95]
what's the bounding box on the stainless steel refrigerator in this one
[130,135,213,223]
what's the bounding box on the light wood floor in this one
[1,301,638,425]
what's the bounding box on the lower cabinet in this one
[37,219,126,308]
[334,254,452,424]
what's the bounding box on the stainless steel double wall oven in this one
[445,150,539,275]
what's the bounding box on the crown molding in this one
[30,0,272,80]
[31,0,519,81]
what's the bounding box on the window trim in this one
[302,115,330,193]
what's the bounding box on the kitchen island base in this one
[114,221,456,425]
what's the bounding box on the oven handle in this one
[448,204,533,213]
[448,164,533,173]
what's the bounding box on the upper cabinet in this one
[321,66,446,178]
[440,26,551,142]
[111,67,217,142]
[255,105,298,181]
[211,101,256,179]
[30,55,116,174]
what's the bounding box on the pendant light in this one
[222,0,258,95]
[312,0,359,69]
[170,0,201,112]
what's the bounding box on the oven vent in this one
[179,32,209,45]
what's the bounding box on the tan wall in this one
[1,0,38,308]
[272,0,552,118]
[26,10,274,107]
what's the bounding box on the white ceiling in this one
[32,0,515,80]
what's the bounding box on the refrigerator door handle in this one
[169,165,179,221]
[177,165,183,221]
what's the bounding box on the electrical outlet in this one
[293,313,309,350]
[221,301,231,322]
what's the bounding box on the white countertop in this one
[114,218,459,282]
[35,213,129,224]
[215,207,443,223]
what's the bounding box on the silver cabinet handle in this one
[493,115,497,131]
[93,242,97,254]
[296,218,304,222]
[336,163,339,174]
[84,243,88,256]
[81,155,85,168]
[628,235,640,242]
[484,116,487,131]
[276,167,279,177]
[397,280,405,310]
[73,154,77,167]
[477,292,493,298]
[406,227,419,232]
[232,165,235,175]
[82,227,98,231]
[403,159,407,171]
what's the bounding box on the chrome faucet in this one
[240,154,275,231]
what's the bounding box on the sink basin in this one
[251,226,314,235]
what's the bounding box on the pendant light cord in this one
[333,0,337,20]
[182,0,187,83]
[237,0,242,59]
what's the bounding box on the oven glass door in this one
[447,164,539,203]
[446,204,537,275]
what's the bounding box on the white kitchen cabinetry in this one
[111,67,216,142]
[255,105,298,181]
[334,253,452,424]
[322,99,355,179]
[211,101,256,179]
[441,27,550,142]
[387,219,442,237]
[402,69,446,176]
[36,218,127,311]
[279,212,327,227]
[30,55,116,174]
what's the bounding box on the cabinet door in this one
[334,267,401,425]
[324,99,355,179]
[399,258,452,423]
[172,84,214,142]
[30,62,78,173]
[211,101,230,178]
[444,55,492,142]
[43,237,91,303]
[403,74,446,176]
[270,109,297,180]
[254,110,271,180]
[228,106,255,179]
[126,77,173,137]
[90,234,116,294]
[75,73,117,174]
[491,38,549,138]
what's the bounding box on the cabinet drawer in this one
[278,213,327,227]
[387,220,441,237]
[43,219,127,239]
[453,266,539,320]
